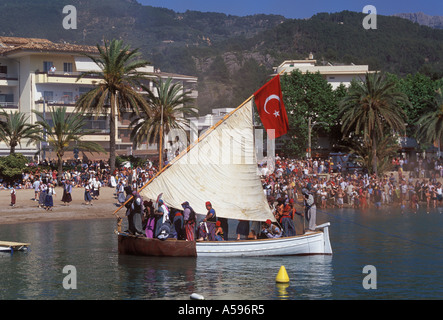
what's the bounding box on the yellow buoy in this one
[275,265,290,283]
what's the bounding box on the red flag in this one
[254,74,289,139]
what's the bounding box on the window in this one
[79,87,92,95]
[62,92,73,103]
[0,66,7,75]
[0,94,13,103]
[43,61,53,72]
[43,91,54,102]
[63,62,73,73]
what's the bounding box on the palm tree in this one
[0,109,41,154]
[34,106,105,183]
[339,72,409,175]
[130,77,197,169]
[75,39,151,173]
[417,87,443,151]
[346,134,399,176]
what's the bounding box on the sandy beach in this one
[0,186,122,225]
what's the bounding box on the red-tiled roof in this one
[0,36,98,55]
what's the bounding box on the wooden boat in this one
[118,223,332,257]
[116,79,332,257]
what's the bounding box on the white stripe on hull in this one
[196,231,328,257]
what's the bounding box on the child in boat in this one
[215,221,224,241]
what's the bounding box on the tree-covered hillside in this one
[0,0,441,115]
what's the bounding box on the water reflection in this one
[117,256,197,299]
[1,206,443,299]
[116,254,333,300]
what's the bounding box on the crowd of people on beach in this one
[3,155,443,238]
[260,155,443,213]
[2,159,160,210]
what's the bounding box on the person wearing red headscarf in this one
[262,219,282,238]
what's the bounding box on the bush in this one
[0,153,29,182]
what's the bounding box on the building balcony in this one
[0,102,18,109]
[0,73,19,86]
[34,71,102,85]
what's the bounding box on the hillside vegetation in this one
[0,0,441,114]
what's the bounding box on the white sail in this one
[140,99,275,222]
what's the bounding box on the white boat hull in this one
[118,223,332,257]
[196,223,332,257]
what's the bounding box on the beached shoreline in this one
[0,187,120,225]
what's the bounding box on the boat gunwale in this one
[117,230,324,244]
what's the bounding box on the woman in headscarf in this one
[154,199,169,238]
[128,190,144,236]
[181,201,196,241]
[143,200,155,238]
[62,180,73,206]
[117,180,126,205]
[45,183,56,211]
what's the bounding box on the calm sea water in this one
[1,206,443,300]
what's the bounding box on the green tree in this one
[280,70,343,157]
[0,109,40,154]
[387,72,443,137]
[34,106,105,183]
[130,77,197,169]
[416,86,443,148]
[75,39,151,172]
[339,72,409,175]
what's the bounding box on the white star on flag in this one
[273,110,280,117]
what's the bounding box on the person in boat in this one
[215,221,224,241]
[143,200,156,238]
[172,208,185,240]
[155,199,170,238]
[128,190,144,236]
[197,201,217,241]
[262,219,282,238]
[278,199,297,237]
[247,229,257,240]
[236,220,249,240]
[218,217,229,240]
[302,188,317,231]
[181,201,196,241]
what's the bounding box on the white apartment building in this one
[0,36,197,160]
[273,54,372,89]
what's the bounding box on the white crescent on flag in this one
[263,94,281,114]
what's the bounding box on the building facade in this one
[0,36,197,160]
[273,55,372,89]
